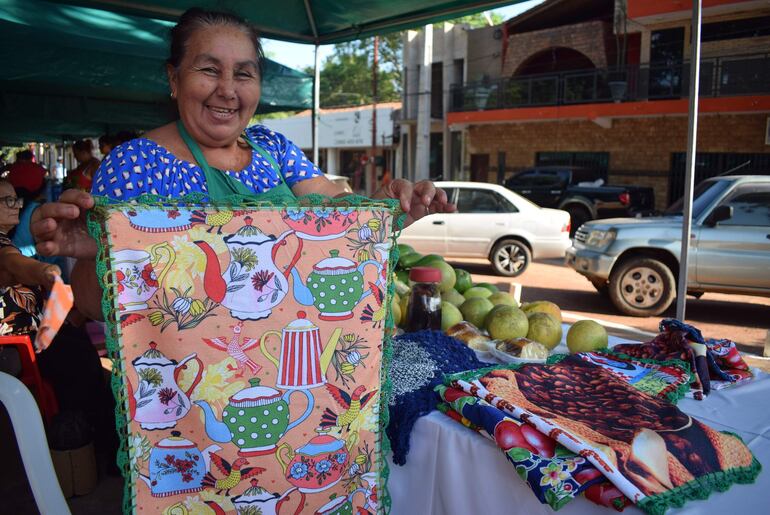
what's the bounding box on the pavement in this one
[451,257,770,370]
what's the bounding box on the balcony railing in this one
[449,52,770,112]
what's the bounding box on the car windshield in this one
[664,179,733,218]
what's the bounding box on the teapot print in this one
[231,479,305,515]
[130,342,202,430]
[195,378,313,456]
[259,311,342,390]
[137,431,220,497]
[196,216,303,320]
[114,243,175,312]
[290,250,383,321]
[276,429,357,493]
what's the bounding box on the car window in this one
[456,189,518,213]
[666,179,733,219]
[441,188,457,204]
[534,171,567,187]
[717,186,770,227]
[506,171,538,187]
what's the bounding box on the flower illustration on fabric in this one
[338,207,355,217]
[141,263,159,288]
[358,226,373,241]
[335,453,347,465]
[158,387,177,405]
[285,208,307,222]
[315,460,332,474]
[116,270,126,293]
[251,270,275,292]
[312,207,332,219]
[290,462,309,480]
[562,456,585,473]
[167,209,181,220]
[539,462,570,488]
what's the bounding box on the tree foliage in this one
[313,12,503,108]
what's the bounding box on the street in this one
[452,257,770,358]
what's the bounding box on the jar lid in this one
[409,266,441,283]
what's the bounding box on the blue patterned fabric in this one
[91,125,322,200]
[387,330,483,465]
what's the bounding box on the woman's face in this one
[0,183,21,229]
[168,25,261,148]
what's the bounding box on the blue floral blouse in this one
[91,125,322,200]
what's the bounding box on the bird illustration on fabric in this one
[201,453,265,495]
[320,383,377,432]
[359,281,386,328]
[202,322,261,377]
[189,209,246,234]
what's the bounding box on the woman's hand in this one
[31,189,97,259]
[373,179,456,227]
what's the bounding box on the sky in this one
[261,0,546,71]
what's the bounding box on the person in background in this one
[98,134,119,157]
[65,139,100,191]
[6,150,46,197]
[0,179,116,469]
[31,8,455,322]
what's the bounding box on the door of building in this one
[470,154,489,183]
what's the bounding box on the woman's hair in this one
[72,139,94,154]
[167,8,265,79]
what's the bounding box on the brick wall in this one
[466,113,770,209]
[503,20,611,77]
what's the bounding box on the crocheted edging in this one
[547,350,692,405]
[638,454,761,515]
[88,192,405,515]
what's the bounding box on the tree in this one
[312,11,504,108]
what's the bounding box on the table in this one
[388,331,770,514]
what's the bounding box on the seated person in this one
[0,180,115,463]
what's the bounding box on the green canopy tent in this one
[47,0,524,44]
[0,0,313,144]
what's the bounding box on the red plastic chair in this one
[0,335,58,423]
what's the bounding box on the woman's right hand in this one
[31,189,97,259]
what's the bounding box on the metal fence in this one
[450,52,770,112]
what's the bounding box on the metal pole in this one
[415,24,433,182]
[312,44,320,166]
[675,0,702,321]
[370,36,379,196]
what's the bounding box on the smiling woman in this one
[30,7,455,321]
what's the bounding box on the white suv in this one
[399,181,571,276]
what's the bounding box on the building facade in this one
[406,0,770,209]
[260,103,399,194]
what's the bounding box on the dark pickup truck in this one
[503,167,655,235]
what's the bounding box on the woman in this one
[32,8,454,321]
[65,139,100,191]
[1,181,114,459]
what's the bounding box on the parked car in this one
[566,175,770,316]
[503,167,655,235]
[399,181,571,276]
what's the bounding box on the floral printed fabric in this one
[435,384,626,511]
[93,200,396,514]
[92,125,322,200]
[0,233,44,336]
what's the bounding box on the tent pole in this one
[312,43,320,166]
[675,0,702,321]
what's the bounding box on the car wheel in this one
[589,277,609,296]
[608,257,676,316]
[490,239,531,277]
[566,205,591,237]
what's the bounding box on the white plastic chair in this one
[0,371,71,515]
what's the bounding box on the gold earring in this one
[170,91,176,99]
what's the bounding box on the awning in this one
[46,0,525,44]
[0,0,313,143]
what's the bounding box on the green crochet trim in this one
[637,454,761,515]
[87,192,404,515]
[546,350,692,405]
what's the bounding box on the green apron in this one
[177,120,295,202]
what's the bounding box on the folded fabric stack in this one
[613,319,753,399]
[438,352,760,514]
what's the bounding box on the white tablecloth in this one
[388,331,770,514]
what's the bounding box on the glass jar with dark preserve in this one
[406,266,442,332]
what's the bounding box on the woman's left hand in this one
[374,179,456,227]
